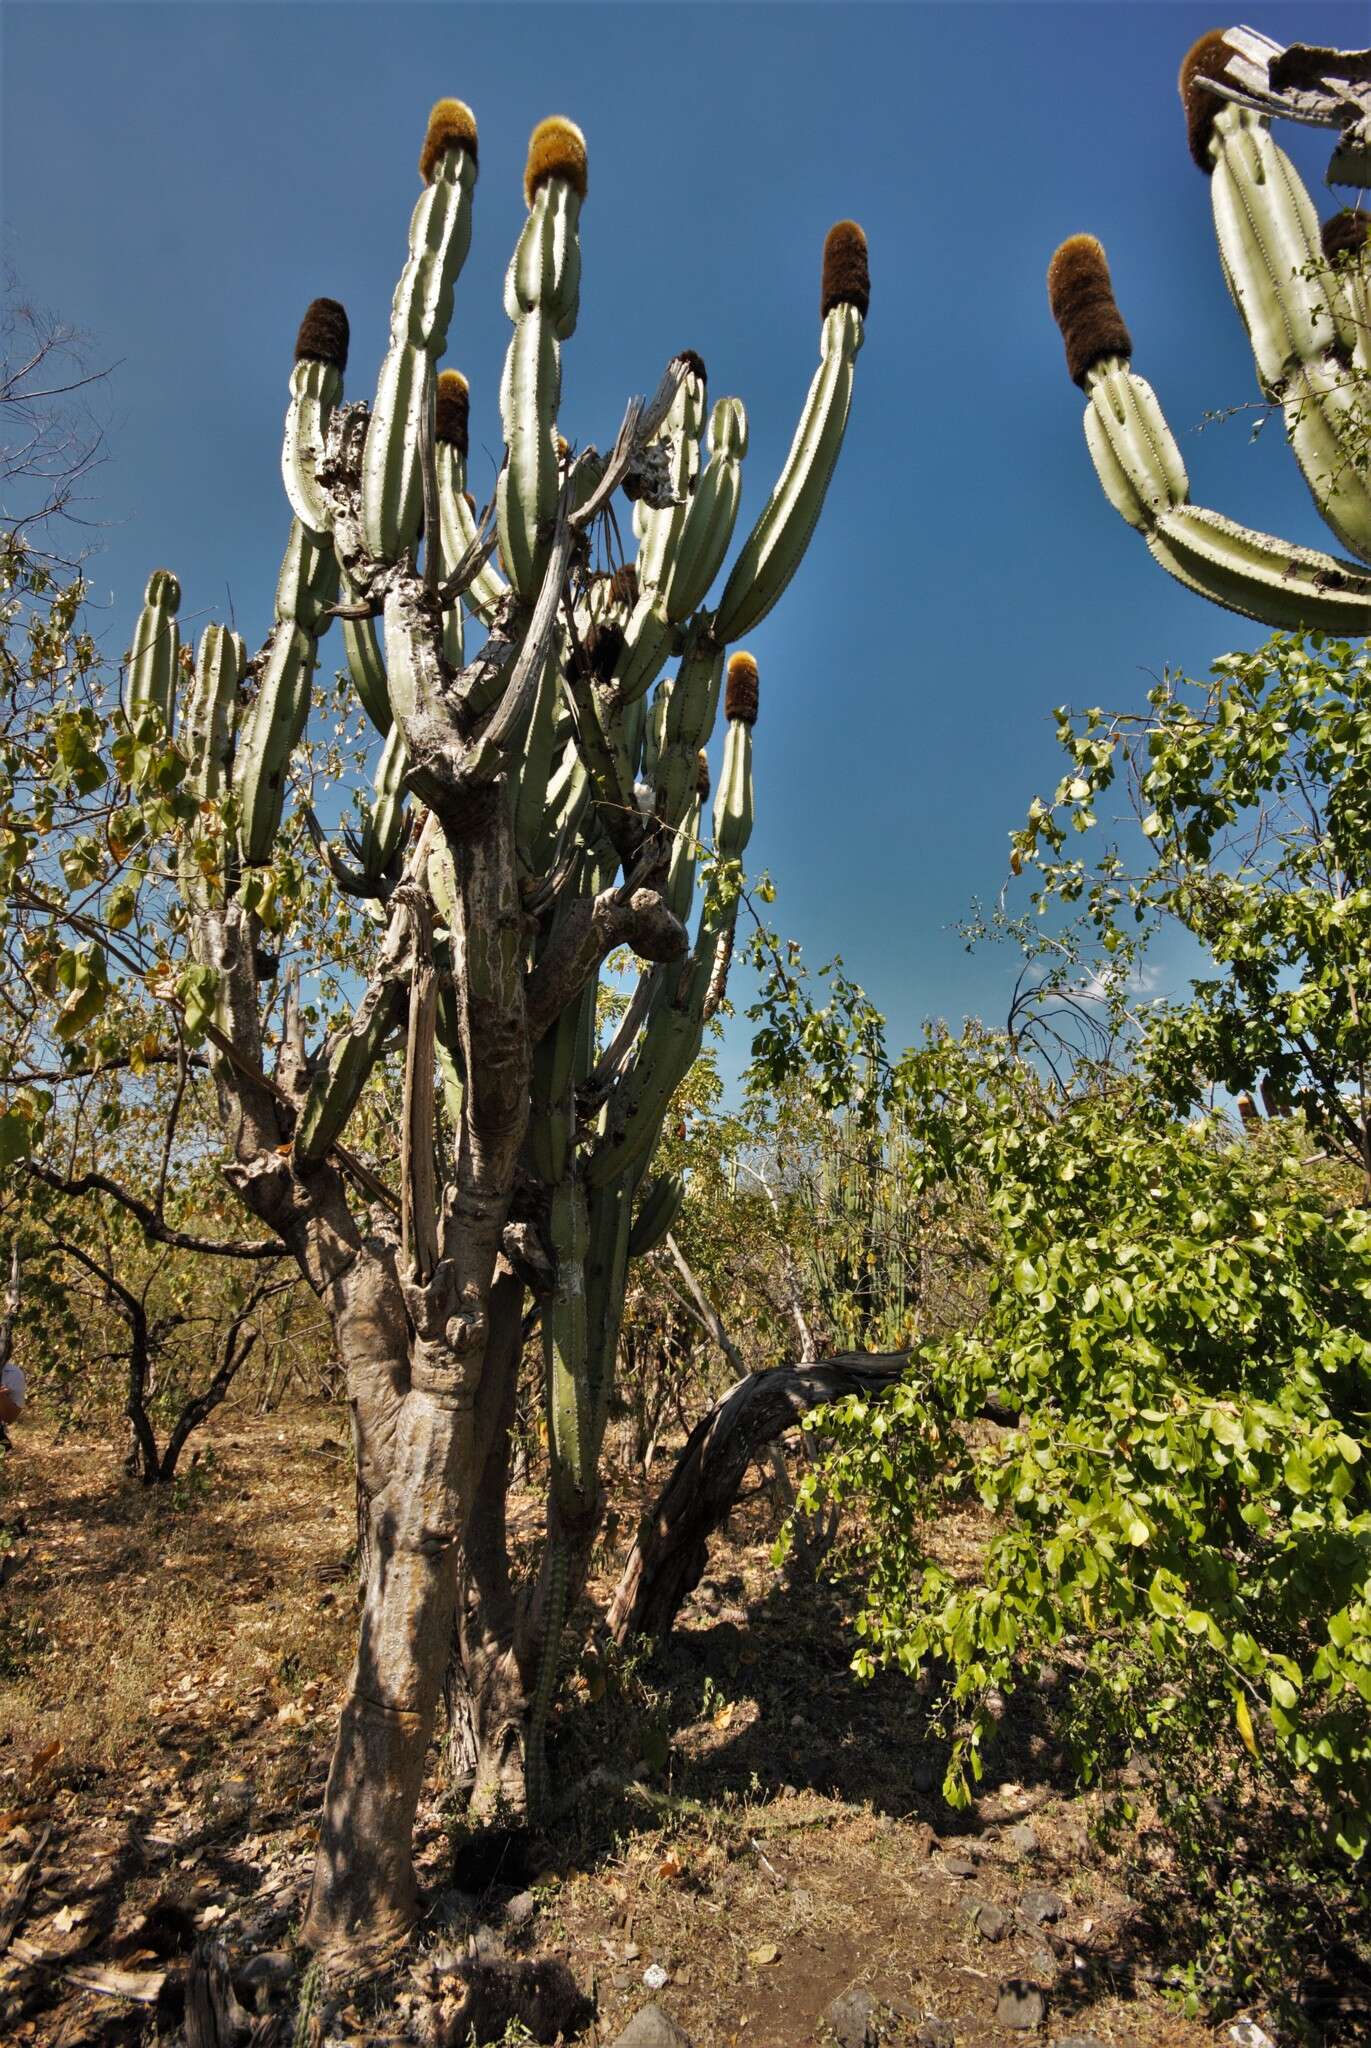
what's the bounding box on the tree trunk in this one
[607,1353,911,1646]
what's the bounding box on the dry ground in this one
[0,1407,1245,2046]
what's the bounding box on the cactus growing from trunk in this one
[138,97,867,1952]
[1048,25,1371,631]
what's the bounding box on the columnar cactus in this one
[1048,25,1371,632]
[139,96,868,1949]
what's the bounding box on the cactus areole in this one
[1049,24,1371,631]
[146,98,867,1951]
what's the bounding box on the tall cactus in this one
[131,94,868,1950]
[1048,25,1371,632]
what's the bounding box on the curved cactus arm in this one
[1194,96,1371,563]
[663,396,748,624]
[1051,236,1371,631]
[713,225,868,644]
[361,101,479,564]
[123,570,181,729]
[627,1171,685,1258]
[497,120,586,598]
[234,521,340,866]
[340,587,393,737]
[282,300,349,534]
[294,973,406,1169]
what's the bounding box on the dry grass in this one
[0,1407,1221,2046]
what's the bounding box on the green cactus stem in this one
[123,570,182,729]
[1050,236,1371,631]
[627,1171,685,1258]
[361,99,478,563]
[496,118,585,597]
[713,224,868,642]
[662,396,748,623]
[234,521,339,866]
[283,299,348,535]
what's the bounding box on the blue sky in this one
[4,1,1366,1072]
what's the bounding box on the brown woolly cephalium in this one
[1179,30,1235,173]
[606,564,639,609]
[1323,209,1371,264]
[525,117,587,207]
[696,750,711,801]
[821,221,870,320]
[420,98,479,184]
[725,651,759,725]
[585,622,624,686]
[294,298,350,371]
[1047,235,1133,388]
[436,369,470,454]
[677,349,707,386]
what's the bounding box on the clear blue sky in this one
[4,1,1365,1070]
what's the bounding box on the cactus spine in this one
[1050,29,1371,628]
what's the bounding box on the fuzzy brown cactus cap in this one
[294,298,350,372]
[1322,208,1371,264]
[1179,30,1236,172]
[435,369,470,454]
[1048,235,1133,387]
[676,349,708,387]
[421,98,479,183]
[696,750,711,801]
[525,117,587,206]
[725,650,759,725]
[821,221,870,320]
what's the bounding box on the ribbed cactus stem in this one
[234,521,339,866]
[361,100,478,563]
[497,119,585,597]
[283,299,348,535]
[712,226,866,642]
[124,570,182,729]
[524,1541,568,1821]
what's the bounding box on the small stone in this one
[503,1889,535,1929]
[942,1852,979,1878]
[996,1979,1045,2030]
[1020,1887,1066,1925]
[780,1784,798,1799]
[472,1922,503,1960]
[642,1963,669,1991]
[972,1901,1009,1942]
[1028,1947,1056,1981]
[613,2006,693,2048]
[1005,1822,1039,1856]
[916,2021,954,2048]
[825,1985,876,2048]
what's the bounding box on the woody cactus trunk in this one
[1047,25,1371,629]
[133,100,868,1949]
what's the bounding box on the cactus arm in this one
[627,1171,685,1258]
[497,155,583,598]
[294,974,406,1168]
[1202,102,1371,563]
[1078,357,1371,630]
[283,357,343,535]
[233,522,340,866]
[653,642,724,833]
[123,570,182,729]
[634,363,707,601]
[340,587,393,737]
[361,106,478,563]
[178,623,246,913]
[437,441,508,625]
[663,397,748,623]
[713,302,863,642]
[360,722,410,878]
